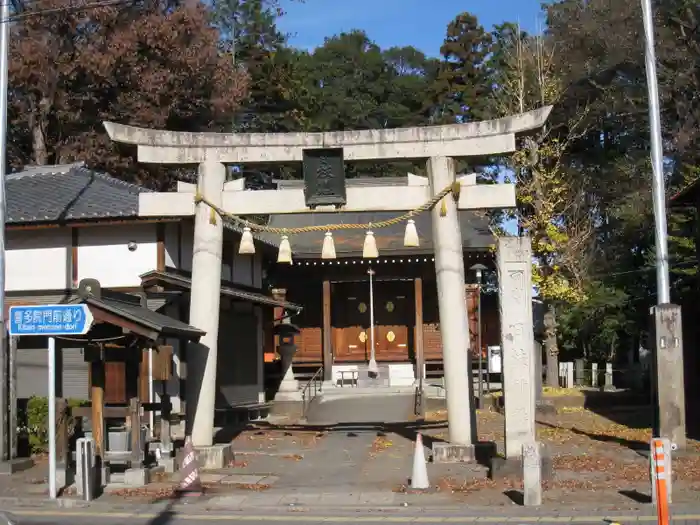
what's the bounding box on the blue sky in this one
[278,0,545,55]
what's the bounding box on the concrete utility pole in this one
[641,0,687,449]
[641,0,670,304]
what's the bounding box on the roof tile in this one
[6,163,147,224]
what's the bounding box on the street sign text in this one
[8,304,94,336]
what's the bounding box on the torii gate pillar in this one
[186,161,226,444]
[104,107,552,450]
[429,156,476,446]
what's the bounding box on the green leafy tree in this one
[490,28,597,384]
[428,12,494,124]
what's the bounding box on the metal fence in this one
[559,361,649,390]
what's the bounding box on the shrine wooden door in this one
[373,280,411,361]
[331,279,412,363]
[332,281,370,362]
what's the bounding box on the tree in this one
[292,31,437,178]
[428,12,493,124]
[9,0,248,188]
[209,0,304,133]
[540,0,699,364]
[490,28,596,385]
[382,46,439,127]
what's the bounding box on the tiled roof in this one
[6,163,148,224]
[83,294,205,339]
[5,163,279,250]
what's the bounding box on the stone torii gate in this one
[104,107,552,452]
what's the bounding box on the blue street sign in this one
[8,304,94,336]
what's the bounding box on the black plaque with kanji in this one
[303,148,346,209]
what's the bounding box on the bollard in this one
[522,441,543,506]
[650,437,670,525]
[76,437,96,501]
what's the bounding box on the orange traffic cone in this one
[177,436,203,497]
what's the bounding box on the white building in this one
[6,163,297,429]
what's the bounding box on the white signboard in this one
[488,346,502,374]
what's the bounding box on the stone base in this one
[56,464,73,488]
[274,390,303,402]
[124,468,150,487]
[100,464,111,485]
[158,456,177,473]
[432,442,496,464]
[269,400,303,419]
[490,452,554,481]
[0,457,34,475]
[192,444,234,470]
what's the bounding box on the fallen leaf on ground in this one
[371,436,393,453]
[229,483,271,491]
[553,454,648,481]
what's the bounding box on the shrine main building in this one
[263,175,500,386]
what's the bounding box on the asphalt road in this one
[4,508,698,525]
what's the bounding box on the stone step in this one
[305,391,421,425]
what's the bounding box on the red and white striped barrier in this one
[177,436,203,497]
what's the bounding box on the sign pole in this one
[48,336,56,499]
[8,304,94,494]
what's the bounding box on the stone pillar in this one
[591,363,599,388]
[565,363,574,389]
[186,161,226,448]
[497,236,536,460]
[533,341,543,404]
[574,359,585,387]
[428,156,476,448]
[604,363,614,390]
[522,442,543,506]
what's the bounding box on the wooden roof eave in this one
[6,216,181,231]
[85,298,204,342]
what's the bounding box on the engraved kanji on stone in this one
[315,156,334,196]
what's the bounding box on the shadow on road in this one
[145,489,186,525]
[536,419,648,453]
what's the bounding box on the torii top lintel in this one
[103,107,553,165]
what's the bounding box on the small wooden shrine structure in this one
[56,278,204,474]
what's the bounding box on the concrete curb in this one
[1,494,700,518]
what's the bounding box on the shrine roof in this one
[140,269,303,311]
[263,178,494,258]
[84,294,206,339]
[6,162,149,224]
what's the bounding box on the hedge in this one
[20,396,88,453]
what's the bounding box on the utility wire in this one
[0,0,135,23]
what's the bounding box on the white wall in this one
[164,222,180,269]
[168,221,264,289]
[78,224,158,287]
[232,240,255,286]
[6,229,70,291]
[8,220,266,293]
